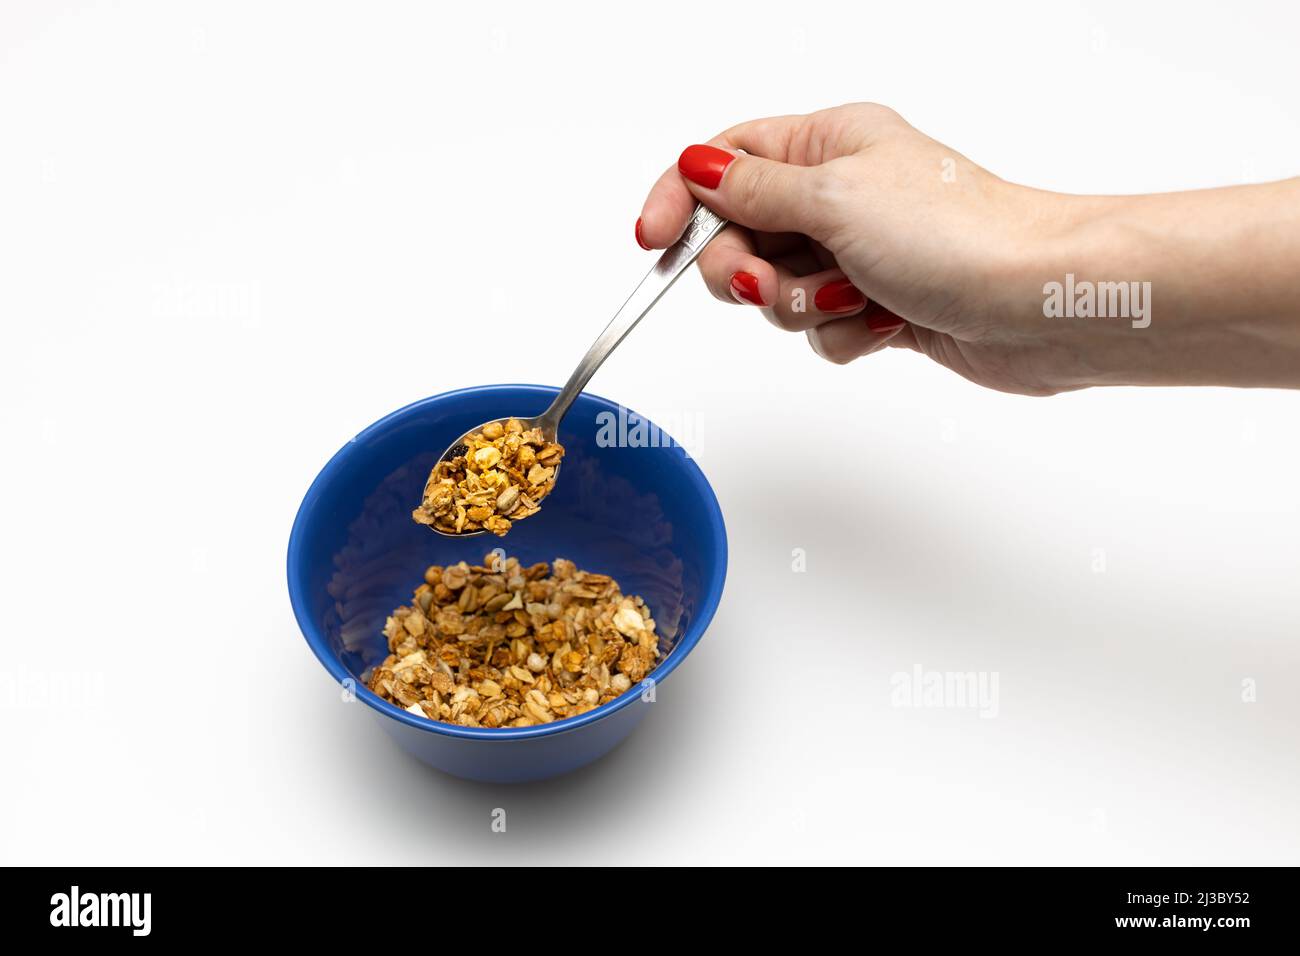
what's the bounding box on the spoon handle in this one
[537,204,729,432]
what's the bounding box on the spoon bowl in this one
[428,412,562,539]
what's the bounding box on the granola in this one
[413,420,564,536]
[365,553,660,728]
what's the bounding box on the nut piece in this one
[411,422,565,537]
[496,486,520,514]
[366,553,660,730]
[613,607,645,637]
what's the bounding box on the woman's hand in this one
[636,103,1300,393]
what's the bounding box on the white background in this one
[2,0,1298,865]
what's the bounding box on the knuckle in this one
[767,306,802,332]
[794,162,851,241]
[695,244,727,273]
[769,286,811,331]
[805,329,825,359]
[806,163,845,216]
[807,327,854,365]
[849,101,903,125]
[733,161,774,212]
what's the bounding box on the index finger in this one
[636,161,700,249]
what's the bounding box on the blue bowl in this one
[287,384,727,783]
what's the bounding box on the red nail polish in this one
[866,314,906,333]
[729,272,764,306]
[814,279,866,314]
[635,217,650,250]
[678,144,735,189]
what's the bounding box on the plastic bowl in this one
[287,384,727,782]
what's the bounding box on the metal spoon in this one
[427,203,729,537]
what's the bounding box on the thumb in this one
[677,144,831,239]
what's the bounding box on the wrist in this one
[980,188,1137,391]
[1053,183,1300,388]
[1006,183,1300,389]
[1033,194,1161,388]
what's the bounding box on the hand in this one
[636,103,1300,393]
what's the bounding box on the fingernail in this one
[866,314,906,333]
[729,272,764,306]
[635,217,650,250]
[813,279,866,314]
[678,144,735,189]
